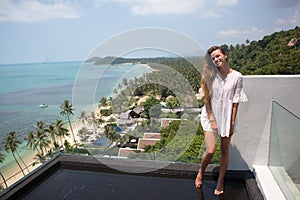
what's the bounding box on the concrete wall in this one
[229,75,300,170]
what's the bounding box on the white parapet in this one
[253,165,286,200]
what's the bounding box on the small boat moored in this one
[39,104,48,108]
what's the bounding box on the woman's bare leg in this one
[195,131,217,188]
[215,136,231,194]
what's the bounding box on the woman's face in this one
[210,49,227,68]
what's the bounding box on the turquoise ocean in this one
[0,61,152,173]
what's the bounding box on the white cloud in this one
[242,26,264,35]
[201,10,220,18]
[93,0,238,17]
[92,0,111,7]
[201,0,238,18]
[0,0,79,23]
[213,0,238,7]
[96,0,205,15]
[275,18,285,26]
[274,1,300,28]
[217,29,239,37]
[288,10,300,26]
[274,10,300,30]
[217,26,264,38]
[133,0,205,15]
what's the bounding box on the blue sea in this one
[0,61,153,143]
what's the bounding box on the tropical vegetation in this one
[0,152,8,190]
[60,100,76,145]
[224,26,300,75]
[4,132,25,177]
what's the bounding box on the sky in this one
[0,0,299,64]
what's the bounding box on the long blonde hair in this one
[201,51,218,103]
[201,46,228,102]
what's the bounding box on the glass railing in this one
[269,100,300,199]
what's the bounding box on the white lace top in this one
[200,70,248,137]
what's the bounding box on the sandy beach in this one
[0,62,154,189]
[140,63,157,71]
[1,108,105,188]
[0,107,111,189]
[0,147,39,187]
[0,125,81,188]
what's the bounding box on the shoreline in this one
[140,63,157,71]
[0,121,81,187]
[0,147,39,187]
[0,62,154,189]
[0,116,102,188]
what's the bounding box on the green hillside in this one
[222,26,300,75]
[86,27,299,75]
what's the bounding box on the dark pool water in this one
[22,169,249,200]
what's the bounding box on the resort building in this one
[118,132,161,158]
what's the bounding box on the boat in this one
[39,104,48,108]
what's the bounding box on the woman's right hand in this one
[210,120,218,132]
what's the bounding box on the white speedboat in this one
[39,104,48,108]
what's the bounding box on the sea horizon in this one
[0,60,83,66]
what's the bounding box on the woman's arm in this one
[201,77,218,132]
[229,103,239,136]
[205,101,218,131]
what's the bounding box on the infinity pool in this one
[0,155,263,200]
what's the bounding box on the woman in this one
[195,46,247,195]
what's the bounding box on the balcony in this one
[0,75,299,199]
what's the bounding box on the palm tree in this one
[15,149,30,173]
[33,152,47,165]
[60,100,76,145]
[108,97,113,106]
[4,132,25,177]
[0,152,8,188]
[79,111,87,127]
[166,96,180,110]
[99,97,107,108]
[35,121,51,155]
[54,119,70,149]
[103,125,118,146]
[77,127,90,143]
[98,117,105,128]
[88,112,99,135]
[48,123,59,148]
[24,131,41,154]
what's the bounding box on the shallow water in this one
[0,61,152,140]
[0,61,153,176]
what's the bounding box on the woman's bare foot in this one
[214,180,224,195]
[195,171,203,188]
[214,189,223,195]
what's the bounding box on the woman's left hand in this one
[229,123,234,137]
